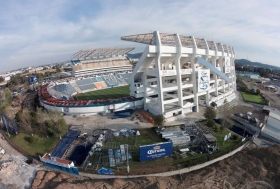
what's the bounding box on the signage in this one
[197,69,210,92]
[161,70,177,77]
[139,142,173,162]
[28,76,38,84]
[181,69,192,75]
[224,57,231,73]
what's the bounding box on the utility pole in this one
[126,144,129,173]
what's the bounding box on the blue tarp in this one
[114,109,134,115]
[98,167,114,175]
[51,130,80,158]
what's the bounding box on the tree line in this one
[235,63,280,78]
[15,107,68,138]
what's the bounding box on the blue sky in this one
[0,0,280,72]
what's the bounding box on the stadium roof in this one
[71,48,135,60]
[121,32,234,53]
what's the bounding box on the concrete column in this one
[175,34,183,109]
[191,36,198,112]
[211,57,219,96]
[154,31,164,114]
[206,90,210,106]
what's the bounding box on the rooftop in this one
[121,32,234,54]
[71,48,135,60]
[42,153,73,165]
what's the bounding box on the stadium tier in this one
[39,31,236,119]
[71,48,134,77]
[121,31,236,119]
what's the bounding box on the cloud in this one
[0,0,280,72]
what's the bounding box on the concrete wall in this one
[40,99,143,116]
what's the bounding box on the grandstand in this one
[71,48,134,77]
[121,31,236,119]
[46,73,128,100]
[39,31,236,119]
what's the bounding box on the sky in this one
[0,0,280,72]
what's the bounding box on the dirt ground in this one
[30,144,280,189]
[0,133,39,189]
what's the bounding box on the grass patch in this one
[104,128,165,150]
[76,85,130,100]
[240,92,265,104]
[9,133,60,156]
[214,128,241,150]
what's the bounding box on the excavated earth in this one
[30,145,280,189]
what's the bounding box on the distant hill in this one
[235,59,280,70]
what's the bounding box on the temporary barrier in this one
[140,111,154,125]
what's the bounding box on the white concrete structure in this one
[71,48,134,77]
[121,31,236,118]
[262,107,280,143]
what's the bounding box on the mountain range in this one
[234,59,280,70]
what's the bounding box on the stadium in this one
[38,31,236,119]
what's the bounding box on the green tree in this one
[220,125,225,135]
[214,125,218,132]
[219,99,232,128]
[55,66,61,73]
[153,115,165,127]
[210,102,217,108]
[18,108,33,133]
[204,107,216,120]
[4,88,12,105]
[206,119,215,128]
[236,74,242,83]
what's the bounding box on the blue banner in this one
[28,76,38,84]
[139,142,173,162]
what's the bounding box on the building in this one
[39,31,237,119]
[261,106,280,143]
[40,153,79,175]
[121,31,236,118]
[71,48,134,77]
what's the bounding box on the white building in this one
[121,31,236,118]
[71,48,134,77]
[262,106,280,143]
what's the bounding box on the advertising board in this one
[161,70,177,77]
[224,57,231,73]
[197,69,210,92]
[139,142,173,162]
[28,76,38,84]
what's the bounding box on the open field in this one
[76,85,130,100]
[240,92,265,104]
[9,133,60,156]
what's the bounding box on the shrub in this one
[206,119,215,128]
[25,136,37,143]
[232,134,238,140]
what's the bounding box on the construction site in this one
[39,116,243,176]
